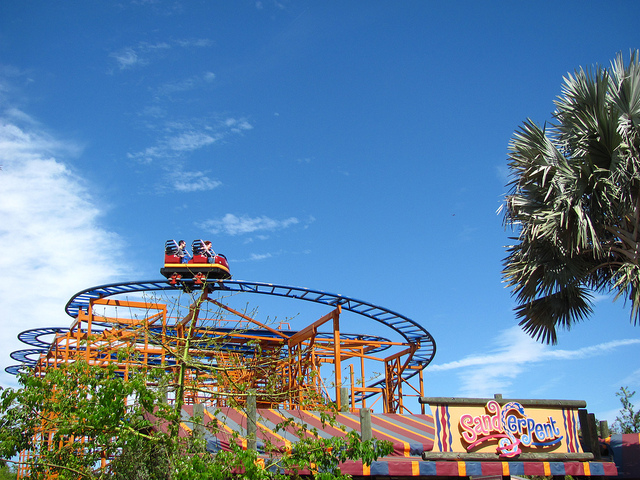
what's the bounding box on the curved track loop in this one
[10,349,48,365]
[63,279,436,391]
[19,327,70,349]
[5,365,29,376]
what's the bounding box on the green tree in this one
[502,50,640,344]
[611,386,640,434]
[0,361,175,479]
[0,464,17,480]
[0,361,391,480]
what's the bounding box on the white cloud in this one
[198,213,299,236]
[127,118,252,165]
[167,131,217,151]
[0,109,126,387]
[110,47,143,70]
[108,42,170,71]
[255,1,286,11]
[430,327,640,397]
[249,253,273,261]
[617,367,640,386]
[224,118,253,134]
[127,130,219,162]
[543,339,640,360]
[174,39,213,48]
[109,40,209,72]
[127,146,160,164]
[172,171,221,192]
[154,72,217,97]
[495,163,510,184]
[143,42,170,51]
[0,112,82,157]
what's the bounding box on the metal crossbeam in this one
[53,279,437,399]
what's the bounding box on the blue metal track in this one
[64,279,436,370]
[5,364,28,375]
[18,327,70,349]
[9,279,437,398]
[66,280,434,350]
[10,349,48,365]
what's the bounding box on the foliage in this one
[0,464,17,480]
[0,361,392,479]
[0,362,175,479]
[502,50,640,343]
[611,386,640,434]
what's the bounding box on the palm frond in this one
[515,285,593,345]
[502,50,640,342]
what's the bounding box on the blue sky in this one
[1,1,639,424]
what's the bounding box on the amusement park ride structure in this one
[4,242,628,480]
[7,240,437,415]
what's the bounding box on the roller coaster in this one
[5,242,627,480]
[7,241,436,415]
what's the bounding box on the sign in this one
[459,400,562,457]
[422,397,583,457]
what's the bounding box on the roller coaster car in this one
[161,239,231,285]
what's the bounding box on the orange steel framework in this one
[26,288,427,415]
[10,279,436,479]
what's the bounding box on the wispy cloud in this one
[255,1,287,10]
[0,108,126,386]
[172,170,221,192]
[110,47,142,70]
[617,367,640,386]
[235,251,309,263]
[248,253,274,261]
[127,129,215,160]
[109,42,170,70]
[109,39,211,71]
[198,213,300,236]
[154,72,216,97]
[495,163,510,185]
[175,38,214,48]
[224,118,253,134]
[0,109,82,157]
[167,131,217,151]
[127,117,252,165]
[429,327,640,397]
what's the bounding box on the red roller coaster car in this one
[160,239,231,285]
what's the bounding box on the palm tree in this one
[502,51,640,344]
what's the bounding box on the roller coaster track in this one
[64,279,436,390]
[18,327,71,349]
[8,280,436,401]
